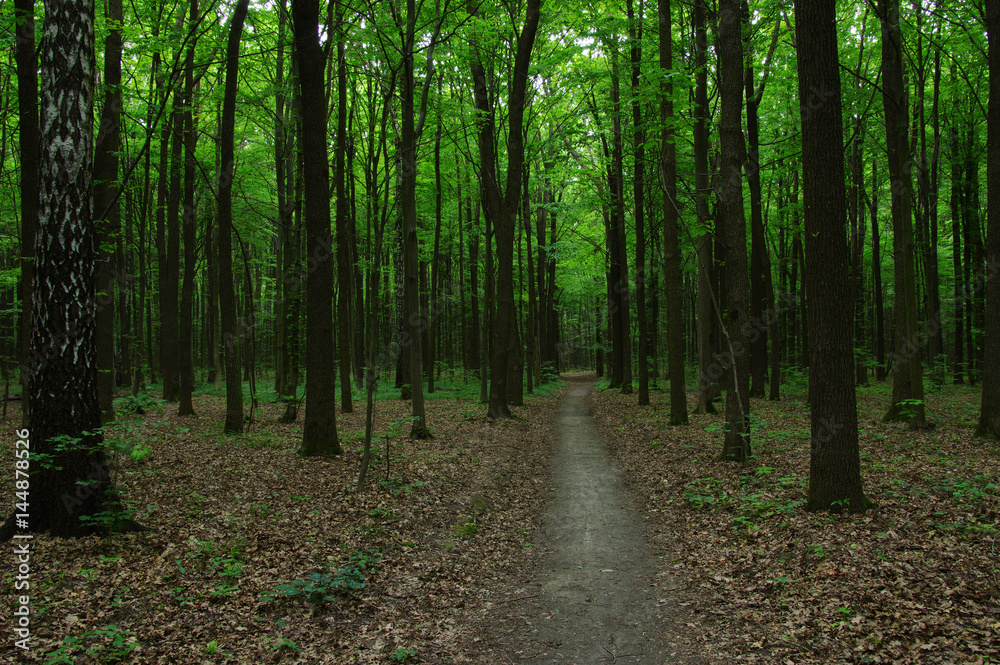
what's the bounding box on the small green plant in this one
[898,398,924,421]
[393,647,418,662]
[262,550,381,605]
[939,474,998,503]
[682,477,728,509]
[272,638,300,653]
[379,476,428,496]
[114,390,162,414]
[129,443,152,463]
[453,516,478,539]
[77,487,135,534]
[44,625,137,664]
[203,640,220,655]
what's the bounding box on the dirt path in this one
[501,375,687,664]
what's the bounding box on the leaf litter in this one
[2,375,996,664]
[589,378,1000,664]
[0,385,560,664]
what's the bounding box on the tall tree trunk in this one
[1,0,139,541]
[850,124,869,386]
[743,0,768,399]
[133,49,158,396]
[717,0,751,463]
[796,0,871,513]
[274,1,289,396]
[162,98,182,403]
[880,0,926,428]
[660,0,687,424]
[469,213,481,371]
[295,0,339,453]
[976,0,1000,439]
[870,159,886,380]
[610,44,633,394]
[92,0,123,422]
[963,126,985,385]
[218,0,249,435]
[429,119,444,394]
[15,0,40,427]
[398,0,431,437]
[177,0,198,416]
[481,202,492,404]
[335,30,353,413]
[523,171,536,389]
[693,0,717,414]
[629,0,649,405]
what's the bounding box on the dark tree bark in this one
[976,0,1000,439]
[659,0,687,424]
[880,0,926,428]
[294,0,340,453]
[963,127,985,385]
[628,0,649,406]
[335,28,354,413]
[469,215,481,371]
[849,124,869,386]
[133,46,160,396]
[1,0,140,541]
[177,0,198,417]
[766,218,781,401]
[743,0,768,399]
[913,8,944,378]
[610,44,633,394]
[161,98,183,404]
[155,88,170,392]
[396,0,436,437]
[274,1,290,396]
[15,0,39,427]
[480,201,491,404]
[693,0,717,414]
[92,0,123,423]
[717,0,751,463]
[523,171,537,389]
[218,0,249,435]
[429,119,444,394]
[795,0,871,513]
[870,160,886,380]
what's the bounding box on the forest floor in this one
[0,372,998,664]
[590,373,1000,664]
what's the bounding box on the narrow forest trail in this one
[499,375,691,664]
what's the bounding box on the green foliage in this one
[262,551,381,606]
[113,390,162,415]
[393,647,418,662]
[129,443,152,463]
[44,625,137,664]
[272,638,300,653]
[379,476,428,496]
[683,468,806,529]
[938,474,998,504]
[453,515,478,539]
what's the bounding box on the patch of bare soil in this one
[590,378,1000,664]
[0,381,564,664]
[464,374,703,664]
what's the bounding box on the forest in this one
[0,0,999,662]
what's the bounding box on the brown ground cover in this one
[589,375,1000,664]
